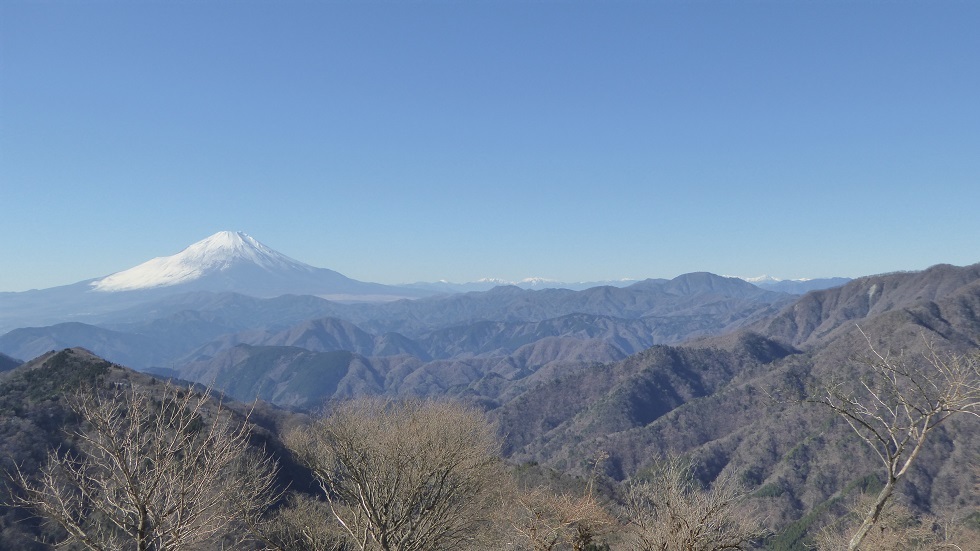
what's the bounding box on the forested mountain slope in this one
[493,264,980,544]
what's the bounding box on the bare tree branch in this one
[815,493,980,551]
[808,328,980,550]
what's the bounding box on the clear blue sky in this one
[2,0,978,291]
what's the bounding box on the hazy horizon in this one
[2,228,869,294]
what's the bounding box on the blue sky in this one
[2,1,978,291]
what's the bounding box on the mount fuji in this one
[91,231,319,293]
[87,231,418,299]
[0,231,433,333]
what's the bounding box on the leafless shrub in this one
[285,398,504,551]
[622,455,765,551]
[504,451,614,551]
[507,485,613,551]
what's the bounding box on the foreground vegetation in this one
[2,346,979,550]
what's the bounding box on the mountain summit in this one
[91,231,316,292]
[84,230,428,300]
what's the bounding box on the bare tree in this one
[810,330,980,550]
[622,455,764,551]
[9,382,279,551]
[285,398,504,551]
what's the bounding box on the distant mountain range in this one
[402,275,851,294]
[0,272,794,377]
[0,230,852,334]
[743,275,853,294]
[1,231,824,399]
[399,278,645,293]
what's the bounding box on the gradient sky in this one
[2,1,978,292]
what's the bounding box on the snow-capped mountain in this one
[84,231,431,300]
[736,275,851,294]
[0,231,434,333]
[91,231,317,292]
[739,275,786,285]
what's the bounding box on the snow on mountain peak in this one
[189,231,288,265]
[740,275,782,284]
[90,231,314,292]
[735,275,815,284]
[519,277,558,285]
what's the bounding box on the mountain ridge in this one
[0,272,794,371]
[755,262,980,349]
[402,275,851,295]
